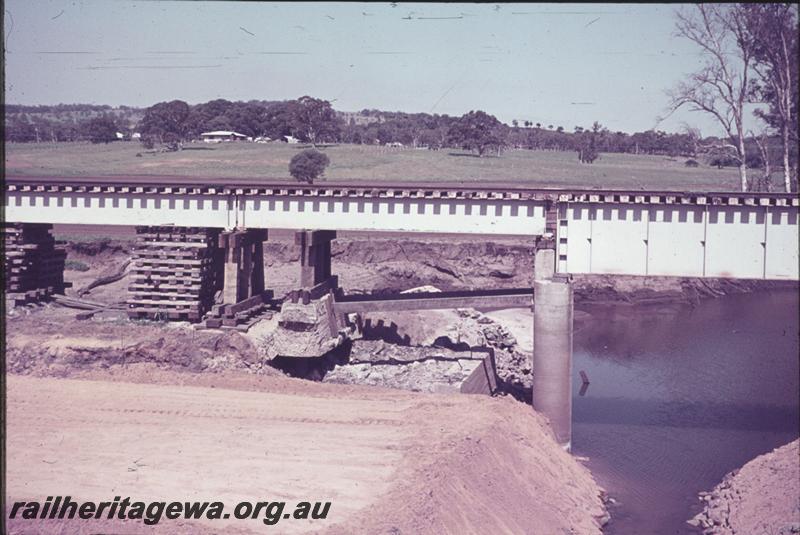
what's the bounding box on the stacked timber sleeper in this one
[128,226,221,321]
[3,223,68,302]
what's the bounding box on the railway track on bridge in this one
[6,175,799,206]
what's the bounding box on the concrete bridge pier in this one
[532,248,574,452]
[219,229,268,304]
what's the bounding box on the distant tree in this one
[376,125,394,145]
[292,96,342,146]
[262,101,299,140]
[184,99,233,137]
[139,100,191,147]
[289,149,330,184]
[225,101,269,138]
[577,121,602,164]
[680,123,702,156]
[5,116,36,142]
[447,110,506,157]
[706,145,740,169]
[82,116,118,144]
[512,119,519,128]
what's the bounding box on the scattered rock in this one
[690,440,799,534]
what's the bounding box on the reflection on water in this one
[572,290,800,534]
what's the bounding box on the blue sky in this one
[3,1,758,135]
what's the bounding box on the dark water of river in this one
[572,290,800,534]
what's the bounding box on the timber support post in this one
[532,246,574,452]
[218,228,269,305]
[296,230,336,288]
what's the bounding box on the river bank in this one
[690,440,799,534]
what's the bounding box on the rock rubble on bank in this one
[689,440,800,534]
[315,305,533,397]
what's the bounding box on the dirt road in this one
[6,372,607,534]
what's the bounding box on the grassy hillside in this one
[5,141,749,191]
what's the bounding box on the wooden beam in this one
[294,230,337,246]
[333,288,532,314]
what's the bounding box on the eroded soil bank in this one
[690,440,800,534]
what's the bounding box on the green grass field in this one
[5,141,751,191]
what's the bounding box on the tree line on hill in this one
[5,96,787,172]
[0,97,747,157]
[4,104,143,143]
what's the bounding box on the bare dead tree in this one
[664,4,755,191]
[742,3,798,193]
[749,129,772,192]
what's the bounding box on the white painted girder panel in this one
[588,205,649,275]
[238,196,547,235]
[647,206,705,277]
[564,204,592,273]
[5,191,547,235]
[705,207,765,278]
[5,193,233,228]
[765,208,800,279]
[560,203,797,280]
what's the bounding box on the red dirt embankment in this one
[5,372,608,535]
[690,440,800,534]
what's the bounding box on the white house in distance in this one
[283,135,299,144]
[200,131,250,143]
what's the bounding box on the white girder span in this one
[557,203,799,280]
[4,183,799,280]
[4,191,546,236]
